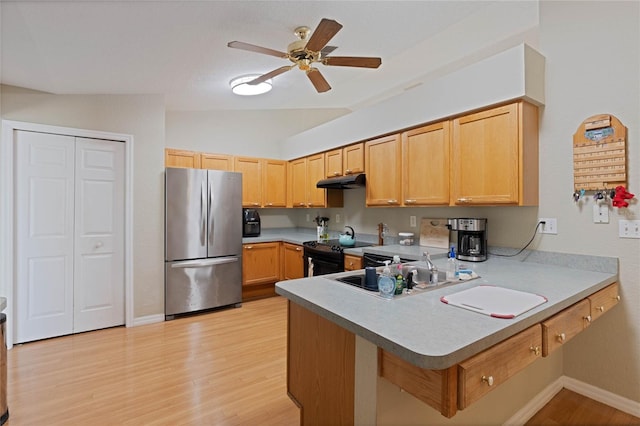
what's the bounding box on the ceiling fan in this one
[227,18,382,93]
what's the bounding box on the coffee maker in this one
[447,218,487,262]
[243,208,261,237]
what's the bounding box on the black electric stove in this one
[302,239,375,276]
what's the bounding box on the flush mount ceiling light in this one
[229,74,272,96]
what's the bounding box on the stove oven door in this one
[303,252,344,277]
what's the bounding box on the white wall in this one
[1,87,166,319]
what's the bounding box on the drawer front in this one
[458,324,542,409]
[344,254,363,271]
[589,282,620,321]
[541,299,591,356]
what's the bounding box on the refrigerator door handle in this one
[200,180,207,246]
[208,179,214,243]
[170,257,239,269]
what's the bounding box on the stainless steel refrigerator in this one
[165,167,243,319]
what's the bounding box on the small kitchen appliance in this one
[242,208,261,237]
[447,218,488,262]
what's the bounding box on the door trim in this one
[1,120,134,348]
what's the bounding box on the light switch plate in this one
[619,219,640,238]
[335,213,341,223]
[410,216,417,227]
[593,204,609,223]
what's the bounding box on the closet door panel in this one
[15,131,75,343]
[73,138,125,333]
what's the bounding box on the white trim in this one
[563,376,640,419]
[504,375,640,425]
[132,314,165,327]
[1,120,135,347]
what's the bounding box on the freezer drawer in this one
[165,256,242,317]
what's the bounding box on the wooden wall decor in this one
[573,114,627,191]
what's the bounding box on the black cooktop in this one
[303,239,375,253]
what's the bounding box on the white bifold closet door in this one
[15,130,125,343]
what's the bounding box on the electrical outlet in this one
[410,216,417,227]
[619,219,640,238]
[593,204,609,223]
[336,213,341,223]
[306,214,310,222]
[538,218,557,234]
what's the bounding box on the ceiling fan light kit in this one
[229,74,272,96]
[228,18,382,93]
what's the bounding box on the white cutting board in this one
[440,285,547,319]
[419,218,449,248]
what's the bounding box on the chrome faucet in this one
[422,251,435,271]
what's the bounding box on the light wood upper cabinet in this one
[201,153,233,171]
[451,101,538,206]
[165,148,201,169]
[263,159,287,207]
[289,154,343,208]
[343,143,364,175]
[325,143,364,178]
[242,242,280,286]
[234,156,262,207]
[325,149,343,178]
[402,122,450,206]
[282,243,304,280]
[365,134,402,206]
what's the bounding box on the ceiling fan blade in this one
[227,41,288,58]
[248,65,295,85]
[323,56,382,68]
[306,68,331,93]
[305,19,343,52]
[320,45,338,56]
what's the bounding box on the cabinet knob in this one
[557,332,566,342]
[266,202,273,206]
[457,197,471,203]
[481,375,494,386]
[596,306,605,312]
[615,295,621,301]
[584,315,592,323]
[295,247,302,252]
[94,241,104,249]
[405,199,416,204]
[252,202,259,206]
[345,169,352,174]
[387,199,398,204]
[333,171,340,176]
[245,246,253,250]
[529,345,540,356]
[298,202,305,206]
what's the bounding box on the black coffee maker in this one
[243,208,261,237]
[447,218,487,262]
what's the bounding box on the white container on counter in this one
[398,232,414,246]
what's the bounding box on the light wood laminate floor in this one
[5,295,638,425]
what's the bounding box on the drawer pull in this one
[387,199,398,204]
[584,315,592,323]
[529,345,540,356]
[557,333,566,342]
[596,306,605,312]
[481,375,494,386]
[405,199,417,204]
[457,197,472,203]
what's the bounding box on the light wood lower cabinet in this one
[589,282,620,321]
[242,242,280,301]
[288,302,355,425]
[458,325,542,409]
[344,254,363,271]
[541,299,591,356]
[282,243,304,280]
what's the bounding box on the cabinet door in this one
[307,154,327,207]
[365,134,402,206]
[325,149,343,178]
[201,153,233,171]
[451,103,519,205]
[282,243,304,280]
[242,242,280,286]
[165,148,201,168]
[234,156,262,207]
[289,158,308,207]
[402,122,450,206]
[263,159,287,207]
[343,143,364,175]
[343,254,363,271]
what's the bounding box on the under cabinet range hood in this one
[316,173,366,189]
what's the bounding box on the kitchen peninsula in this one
[275,251,619,424]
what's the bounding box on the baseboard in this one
[504,377,564,425]
[132,314,165,327]
[562,376,640,418]
[504,375,640,425]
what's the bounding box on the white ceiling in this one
[1,1,499,112]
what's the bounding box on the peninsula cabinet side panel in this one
[287,301,355,426]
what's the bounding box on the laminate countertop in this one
[275,250,618,370]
